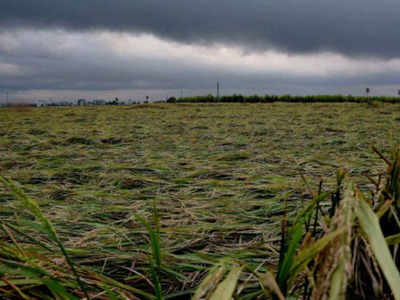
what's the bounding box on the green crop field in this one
[1,102,400,299]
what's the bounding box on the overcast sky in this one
[1,0,400,102]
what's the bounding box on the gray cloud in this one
[1,0,400,58]
[2,29,400,103]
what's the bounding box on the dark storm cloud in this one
[0,30,252,91]
[1,29,399,95]
[1,0,400,58]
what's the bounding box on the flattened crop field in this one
[0,102,399,298]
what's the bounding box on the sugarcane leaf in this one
[290,228,345,279]
[328,260,346,300]
[192,263,227,300]
[210,265,243,300]
[258,270,285,300]
[356,195,400,300]
[385,233,400,245]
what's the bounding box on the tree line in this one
[167,94,400,103]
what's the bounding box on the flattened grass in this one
[1,103,400,298]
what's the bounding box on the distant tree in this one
[366,87,370,97]
[167,97,176,103]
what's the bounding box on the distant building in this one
[35,100,48,107]
[91,99,106,105]
[77,99,87,106]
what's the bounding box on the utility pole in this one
[6,91,8,106]
[217,81,220,101]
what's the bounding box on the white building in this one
[35,100,48,107]
[77,99,87,106]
